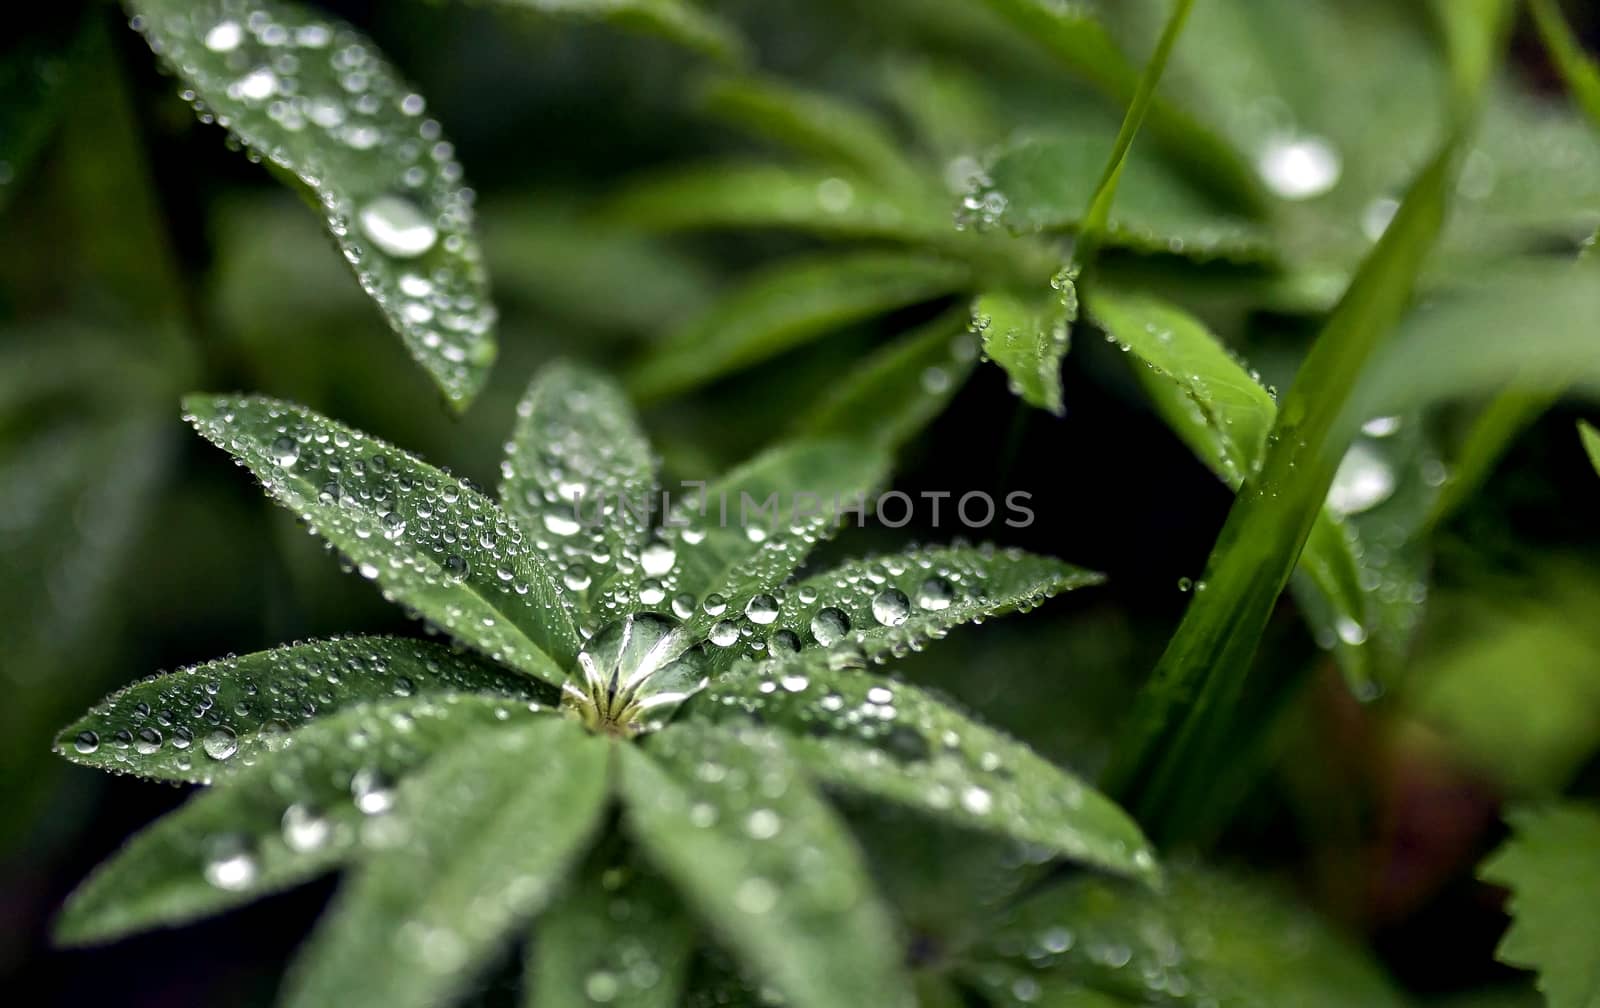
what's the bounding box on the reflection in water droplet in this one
[352,768,397,815]
[810,607,851,645]
[1360,415,1402,438]
[745,594,779,625]
[1256,134,1341,200]
[202,727,239,761]
[871,589,911,627]
[74,731,100,755]
[204,19,243,53]
[358,194,439,258]
[915,577,954,611]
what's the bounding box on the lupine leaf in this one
[619,722,914,1008]
[696,75,929,194]
[1088,287,1432,693]
[691,650,1156,883]
[525,857,695,1008]
[500,361,657,618]
[970,132,1269,261]
[973,866,1407,1008]
[602,163,950,243]
[665,439,890,635]
[971,281,1075,415]
[281,716,610,1008]
[483,0,749,65]
[1582,421,1600,477]
[700,543,1101,673]
[55,636,538,784]
[628,251,970,402]
[185,395,581,683]
[56,694,546,945]
[790,310,979,452]
[1480,803,1600,1008]
[127,0,497,407]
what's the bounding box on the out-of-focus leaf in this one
[500,362,657,617]
[1581,421,1600,476]
[55,695,544,945]
[281,716,610,1008]
[970,279,1075,415]
[525,857,694,1008]
[1088,288,1434,693]
[790,311,978,452]
[602,163,950,243]
[0,9,84,212]
[185,395,581,683]
[484,0,749,65]
[1480,802,1600,1008]
[55,637,538,784]
[970,133,1270,261]
[1428,387,1561,530]
[1405,569,1600,794]
[965,968,1146,1007]
[973,866,1408,1008]
[629,251,970,401]
[697,75,929,195]
[698,544,1100,672]
[1529,0,1600,130]
[127,0,497,407]
[667,440,889,637]
[619,723,914,1008]
[692,650,1157,883]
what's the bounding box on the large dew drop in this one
[1255,134,1341,201]
[358,195,439,259]
[563,613,707,737]
[1326,441,1395,516]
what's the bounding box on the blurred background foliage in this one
[5,0,1600,1004]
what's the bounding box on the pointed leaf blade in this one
[702,544,1101,673]
[500,361,657,618]
[55,694,547,945]
[693,651,1155,883]
[629,251,970,402]
[1580,421,1600,477]
[127,0,496,407]
[1480,802,1600,1008]
[55,636,539,784]
[971,279,1076,415]
[186,395,581,683]
[282,716,611,1008]
[619,722,914,1008]
[524,857,694,1008]
[664,439,890,637]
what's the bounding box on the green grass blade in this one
[56,637,541,784]
[185,395,581,683]
[127,0,497,408]
[692,651,1157,882]
[619,722,914,1008]
[55,695,546,945]
[281,717,610,1008]
[1530,0,1600,131]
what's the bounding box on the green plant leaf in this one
[970,132,1269,261]
[691,650,1156,883]
[1480,802,1600,1008]
[971,280,1075,415]
[697,75,929,195]
[790,310,978,452]
[1087,288,1434,693]
[1530,0,1600,131]
[964,968,1146,1007]
[55,694,544,945]
[0,9,84,212]
[55,636,538,784]
[1581,421,1600,476]
[629,251,970,402]
[127,0,497,408]
[666,439,890,631]
[602,163,950,244]
[973,865,1408,1008]
[281,716,610,1008]
[484,0,749,65]
[525,857,694,1008]
[700,543,1102,673]
[619,722,914,1008]
[500,361,657,618]
[185,395,581,683]
[1106,96,1479,841]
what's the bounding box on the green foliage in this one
[1481,803,1600,1008]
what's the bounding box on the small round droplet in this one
[810,607,851,646]
[744,594,779,626]
[202,727,239,761]
[351,768,396,815]
[441,554,469,581]
[708,620,739,647]
[915,577,954,611]
[282,804,333,852]
[871,589,911,627]
[135,727,163,755]
[271,435,300,467]
[640,542,676,577]
[203,19,244,53]
[204,836,258,891]
[73,731,100,755]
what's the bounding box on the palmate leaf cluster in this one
[14,0,1600,1004]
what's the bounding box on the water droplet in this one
[351,768,396,814]
[585,970,620,1003]
[235,67,278,102]
[1256,134,1341,200]
[282,804,332,852]
[735,876,778,914]
[961,785,994,815]
[441,553,469,581]
[204,836,258,890]
[73,731,100,755]
[914,577,954,611]
[135,727,163,755]
[744,594,779,625]
[640,541,676,577]
[810,607,851,645]
[871,589,911,627]
[708,620,739,647]
[203,19,243,53]
[702,594,727,617]
[358,194,438,258]
[1327,441,1395,516]
[745,808,782,839]
[202,727,239,761]
[1360,415,1403,438]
